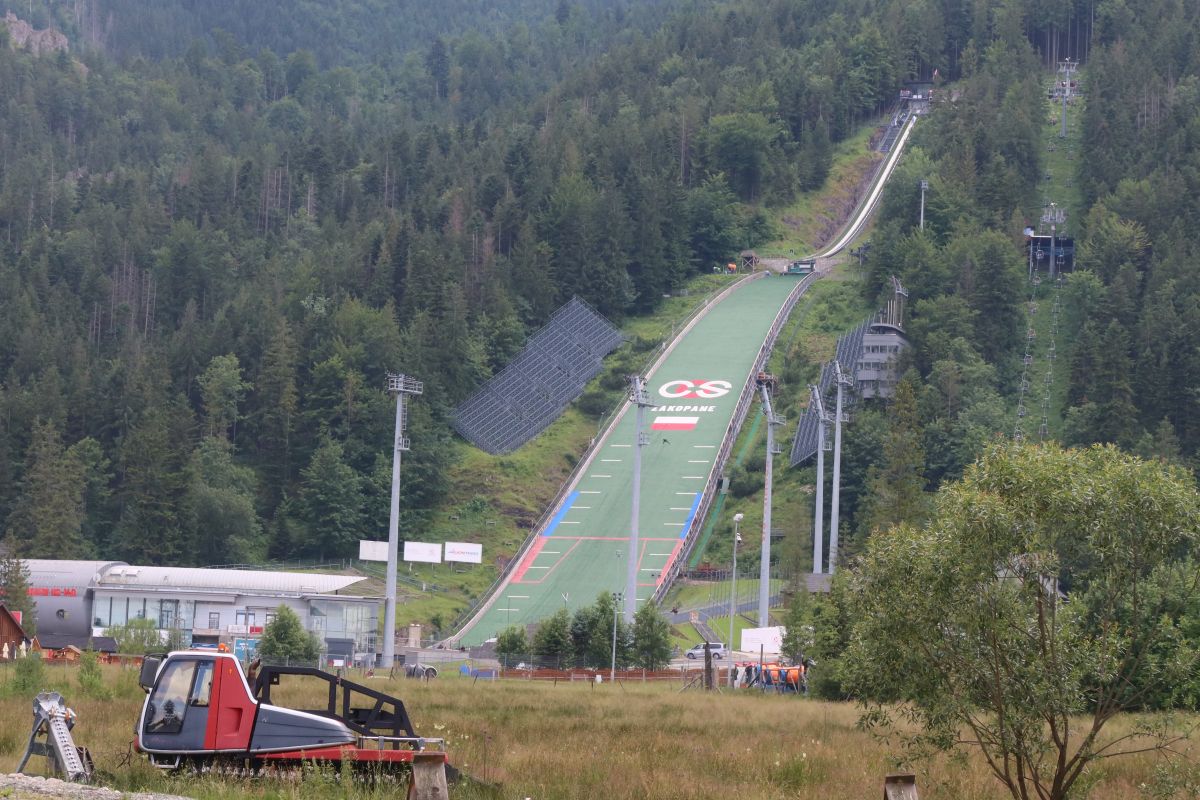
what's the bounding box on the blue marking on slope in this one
[680,492,702,539]
[543,490,580,537]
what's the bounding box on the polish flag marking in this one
[652,416,699,431]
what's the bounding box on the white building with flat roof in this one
[25,560,380,660]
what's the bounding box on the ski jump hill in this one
[451,115,917,647]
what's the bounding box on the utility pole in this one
[919,179,928,230]
[729,513,743,661]
[829,362,852,575]
[758,380,784,626]
[809,385,830,574]
[382,373,423,669]
[626,376,654,623]
[610,592,622,683]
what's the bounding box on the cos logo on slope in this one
[658,380,733,399]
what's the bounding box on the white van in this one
[685,642,727,659]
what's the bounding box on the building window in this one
[264,612,276,626]
[208,612,220,629]
[235,610,255,627]
[159,600,177,630]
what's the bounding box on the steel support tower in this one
[828,361,851,574]
[383,372,423,669]
[625,376,654,623]
[809,385,831,574]
[758,384,784,625]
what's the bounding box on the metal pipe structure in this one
[829,362,849,575]
[729,513,743,666]
[383,373,423,669]
[759,385,783,626]
[610,592,622,682]
[809,385,827,574]
[625,376,654,623]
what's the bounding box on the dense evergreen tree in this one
[858,378,928,537]
[5,420,90,559]
[630,601,672,670]
[0,0,1192,580]
[0,555,35,632]
[532,608,572,667]
[296,436,364,559]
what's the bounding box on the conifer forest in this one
[0,0,1197,581]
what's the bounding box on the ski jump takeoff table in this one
[460,276,802,645]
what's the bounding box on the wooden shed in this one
[0,603,29,659]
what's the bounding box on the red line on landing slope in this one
[519,539,583,585]
[511,537,547,583]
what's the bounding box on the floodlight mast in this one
[829,361,852,575]
[809,385,829,574]
[758,382,784,626]
[729,512,743,662]
[382,373,423,670]
[626,376,655,623]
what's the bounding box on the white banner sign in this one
[403,541,442,564]
[358,540,389,562]
[444,542,482,564]
[739,626,784,654]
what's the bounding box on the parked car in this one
[685,642,727,660]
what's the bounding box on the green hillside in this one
[0,0,1199,643]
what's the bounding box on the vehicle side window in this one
[189,660,213,707]
[145,660,195,734]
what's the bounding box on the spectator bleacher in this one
[453,297,624,454]
[789,318,869,467]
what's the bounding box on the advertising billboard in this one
[739,626,784,654]
[444,542,483,564]
[358,540,389,562]
[403,541,442,564]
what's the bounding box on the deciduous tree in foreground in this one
[845,442,1200,800]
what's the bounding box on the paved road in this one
[459,276,803,645]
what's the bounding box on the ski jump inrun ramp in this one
[452,116,917,646]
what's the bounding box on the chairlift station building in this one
[24,560,381,659]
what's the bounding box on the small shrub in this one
[600,370,628,391]
[575,388,611,418]
[9,653,46,695]
[78,650,111,699]
[729,466,760,498]
[631,335,657,353]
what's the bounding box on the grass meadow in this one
[0,661,1195,800]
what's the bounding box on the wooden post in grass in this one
[409,752,449,800]
[883,773,917,799]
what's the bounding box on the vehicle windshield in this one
[145,659,211,734]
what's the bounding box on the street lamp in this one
[610,591,623,683]
[729,514,743,654]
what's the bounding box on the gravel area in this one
[0,773,194,800]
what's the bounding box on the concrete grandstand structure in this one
[24,560,381,662]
